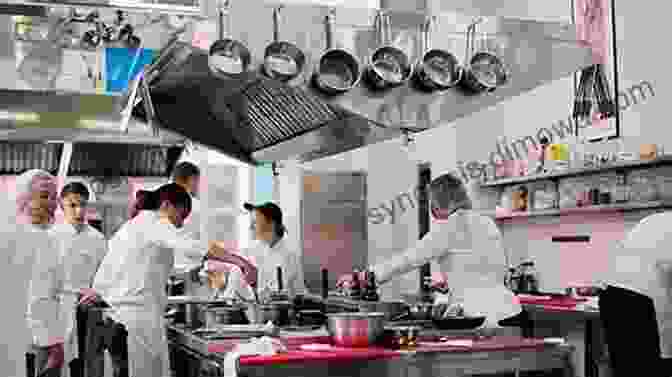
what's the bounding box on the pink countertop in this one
[208,335,554,366]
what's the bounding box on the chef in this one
[222,202,307,303]
[84,183,257,377]
[339,173,521,331]
[9,169,65,377]
[49,181,107,377]
[598,212,672,368]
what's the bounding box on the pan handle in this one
[325,8,335,50]
[217,0,230,40]
[374,10,384,47]
[272,5,284,43]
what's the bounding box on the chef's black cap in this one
[244,202,283,225]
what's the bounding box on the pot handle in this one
[272,5,284,43]
[324,8,335,50]
[217,0,231,41]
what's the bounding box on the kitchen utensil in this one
[276,266,283,292]
[208,0,251,76]
[326,312,386,347]
[263,5,306,82]
[358,300,409,321]
[246,301,292,326]
[312,8,361,95]
[432,316,486,330]
[203,304,248,327]
[412,16,462,91]
[363,11,412,90]
[458,18,507,94]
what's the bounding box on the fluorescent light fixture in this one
[0,111,40,122]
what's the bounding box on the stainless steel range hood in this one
[142,3,592,164]
[0,2,593,166]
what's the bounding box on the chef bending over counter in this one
[80,183,258,377]
[339,172,521,331]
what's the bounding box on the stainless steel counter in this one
[167,324,574,377]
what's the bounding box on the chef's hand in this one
[78,288,99,305]
[45,342,64,370]
[336,272,367,290]
[425,272,450,294]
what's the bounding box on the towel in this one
[223,336,288,377]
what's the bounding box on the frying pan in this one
[458,18,508,94]
[263,5,306,82]
[363,11,412,91]
[412,16,462,92]
[208,0,251,76]
[312,8,361,95]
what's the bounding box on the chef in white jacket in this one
[222,202,306,303]
[339,173,521,330]
[86,183,257,377]
[3,169,65,377]
[49,181,107,377]
[599,212,672,366]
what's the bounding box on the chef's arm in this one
[28,239,65,347]
[372,229,445,286]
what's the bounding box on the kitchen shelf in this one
[480,201,672,220]
[480,156,672,188]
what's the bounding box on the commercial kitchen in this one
[0,0,667,376]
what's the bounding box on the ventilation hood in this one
[0,2,593,166]
[140,3,593,164]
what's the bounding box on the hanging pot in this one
[458,20,508,94]
[208,2,251,76]
[263,6,306,82]
[364,11,412,91]
[312,9,361,95]
[412,16,462,92]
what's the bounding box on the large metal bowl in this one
[326,312,386,348]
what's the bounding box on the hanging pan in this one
[412,16,462,92]
[262,5,306,82]
[312,8,361,95]
[458,18,508,94]
[363,10,412,91]
[208,0,251,76]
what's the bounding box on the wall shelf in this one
[480,156,672,188]
[480,201,671,220]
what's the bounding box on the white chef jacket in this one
[174,195,202,270]
[49,223,107,370]
[0,217,62,377]
[223,238,307,300]
[372,209,521,328]
[600,212,672,358]
[93,210,208,377]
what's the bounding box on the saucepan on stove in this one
[412,16,462,92]
[458,18,508,94]
[208,1,251,76]
[363,10,412,91]
[263,5,306,82]
[312,8,361,95]
[326,312,386,347]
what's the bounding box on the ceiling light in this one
[0,111,40,122]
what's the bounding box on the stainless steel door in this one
[301,172,367,293]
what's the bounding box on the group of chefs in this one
[3,159,672,377]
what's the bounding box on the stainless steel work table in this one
[522,304,602,377]
[168,325,574,377]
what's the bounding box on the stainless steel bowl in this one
[326,312,386,347]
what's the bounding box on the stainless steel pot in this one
[412,16,462,92]
[364,11,412,91]
[326,312,386,347]
[458,20,507,94]
[208,2,251,76]
[202,304,247,328]
[263,6,306,82]
[357,300,408,321]
[312,9,361,95]
[246,301,292,325]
